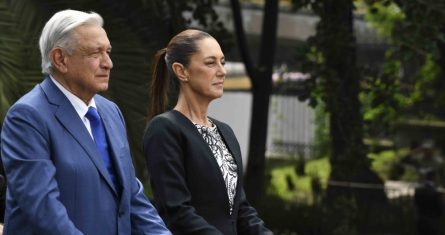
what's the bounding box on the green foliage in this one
[369,150,400,180]
[263,157,417,234]
[363,0,404,38]
[305,157,330,186]
[0,0,43,123]
[406,55,444,118]
[267,163,310,202]
[393,0,445,61]
[266,157,330,205]
[295,45,326,108]
[312,101,330,158]
[360,53,404,137]
[363,0,445,126]
[368,149,419,181]
[411,55,440,102]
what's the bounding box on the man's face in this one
[62,24,113,102]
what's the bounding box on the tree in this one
[365,0,445,112]
[300,0,383,192]
[229,0,279,207]
[380,0,445,119]
[297,0,387,232]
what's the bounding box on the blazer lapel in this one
[210,119,245,209]
[169,111,240,212]
[211,120,243,172]
[40,78,117,196]
[170,111,221,163]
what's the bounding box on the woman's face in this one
[185,37,226,101]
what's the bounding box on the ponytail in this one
[148,48,169,122]
[147,29,213,122]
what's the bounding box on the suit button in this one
[119,211,124,217]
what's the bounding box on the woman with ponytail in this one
[143,29,272,235]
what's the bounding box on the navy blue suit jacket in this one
[1,78,171,235]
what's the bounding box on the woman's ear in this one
[50,48,68,73]
[172,62,189,82]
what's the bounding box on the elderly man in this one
[1,9,171,235]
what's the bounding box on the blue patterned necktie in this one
[85,106,118,190]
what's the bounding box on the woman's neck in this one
[174,93,212,127]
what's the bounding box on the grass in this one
[266,157,330,205]
[263,156,419,235]
[368,148,419,181]
[266,149,418,206]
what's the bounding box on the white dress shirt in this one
[50,76,96,139]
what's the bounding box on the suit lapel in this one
[40,78,117,196]
[97,104,126,195]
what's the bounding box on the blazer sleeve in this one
[143,116,223,235]
[129,177,172,235]
[1,104,83,235]
[236,188,273,235]
[112,104,171,235]
[215,121,273,235]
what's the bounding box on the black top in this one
[143,110,273,235]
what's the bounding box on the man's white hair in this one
[39,9,103,75]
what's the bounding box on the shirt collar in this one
[50,75,97,118]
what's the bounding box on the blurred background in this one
[1,0,445,234]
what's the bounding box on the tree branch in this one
[229,0,256,82]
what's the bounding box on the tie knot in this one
[85,106,100,122]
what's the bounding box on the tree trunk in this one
[316,1,386,233]
[323,0,367,178]
[435,29,445,118]
[229,0,278,207]
[318,0,384,200]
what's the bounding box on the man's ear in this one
[50,48,68,73]
[172,62,189,82]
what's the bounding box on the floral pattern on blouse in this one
[195,121,238,214]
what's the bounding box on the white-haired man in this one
[1,9,171,235]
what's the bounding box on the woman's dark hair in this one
[148,29,212,121]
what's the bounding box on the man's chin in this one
[98,84,109,93]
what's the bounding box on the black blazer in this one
[143,110,273,235]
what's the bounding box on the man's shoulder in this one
[94,94,119,111]
[94,94,115,106]
[10,84,47,111]
[94,94,124,123]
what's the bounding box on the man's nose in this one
[101,53,113,69]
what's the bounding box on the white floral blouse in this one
[194,121,238,214]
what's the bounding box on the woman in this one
[143,29,273,235]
